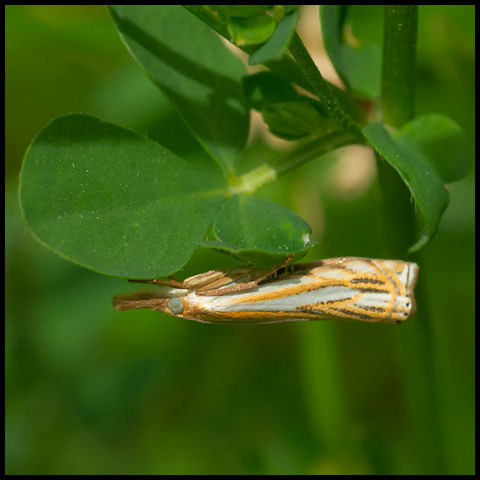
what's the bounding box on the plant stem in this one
[271,131,360,176]
[228,131,359,195]
[288,31,370,471]
[381,6,417,127]
[378,5,443,474]
[288,32,362,137]
[299,323,365,473]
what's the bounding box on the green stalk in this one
[298,323,365,473]
[378,6,443,474]
[228,131,359,195]
[270,131,360,176]
[381,6,418,128]
[287,31,366,472]
[288,32,362,137]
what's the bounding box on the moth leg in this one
[182,270,228,289]
[128,275,187,289]
[251,253,296,284]
[197,253,296,296]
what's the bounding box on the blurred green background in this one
[5,5,475,475]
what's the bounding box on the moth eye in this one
[167,297,184,314]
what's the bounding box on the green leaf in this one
[227,14,276,46]
[243,71,298,111]
[206,194,317,267]
[363,122,449,252]
[262,99,336,140]
[394,114,472,184]
[249,12,298,66]
[109,5,248,177]
[320,5,381,99]
[19,114,226,278]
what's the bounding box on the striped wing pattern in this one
[185,258,418,324]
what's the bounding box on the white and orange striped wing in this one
[114,257,419,325]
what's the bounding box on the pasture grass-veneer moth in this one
[113,256,419,325]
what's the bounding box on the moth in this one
[113,256,419,325]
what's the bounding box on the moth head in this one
[167,296,185,315]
